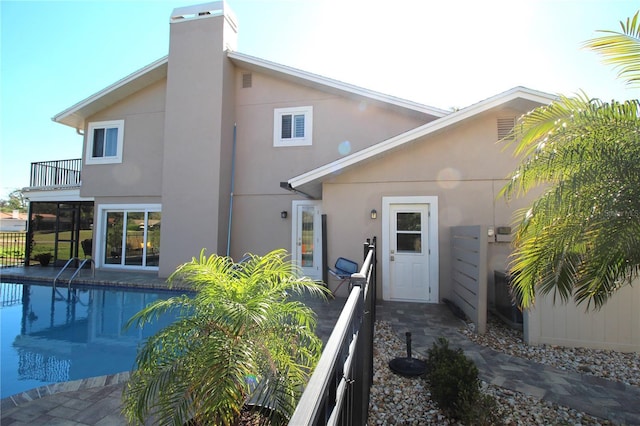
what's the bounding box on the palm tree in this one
[121,249,329,426]
[501,11,640,310]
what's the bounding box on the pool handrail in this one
[53,257,95,291]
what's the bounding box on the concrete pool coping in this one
[0,266,346,408]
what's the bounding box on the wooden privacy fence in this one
[451,226,488,334]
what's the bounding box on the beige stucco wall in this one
[525,281,640,352]
[80,79,166,198]
[321,107,535,299]
[226,68,433,262]
[231,69,429,196]
[159,14,233,276]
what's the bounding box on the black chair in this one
[81,239,92,257]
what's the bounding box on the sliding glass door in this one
[101,205,160,269]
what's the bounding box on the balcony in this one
[28,159,82,189]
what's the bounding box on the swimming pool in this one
[0,281,189,399]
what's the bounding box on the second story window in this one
[273,106,313,147]
[85,120,124,165]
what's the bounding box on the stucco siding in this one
[159,15,229,276]
[321,108,535,299]
[232,69,430,195]
[227,194,297,260]
[80,79,166,197]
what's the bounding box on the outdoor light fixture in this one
[370,209,377,220]
[281,211,288,219]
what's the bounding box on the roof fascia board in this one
[52,56,169,127]
[228,51,449,118]
[288,87,557,188]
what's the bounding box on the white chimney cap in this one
[171,1,229,23]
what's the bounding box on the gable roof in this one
[286,86,558,199]
[52,52,447,130]
[53,57,169,129]
[227,51,448,119]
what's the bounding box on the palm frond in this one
[501,92,640,309]
[122,249,327,425]
[584,11,640,87]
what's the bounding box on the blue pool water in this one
[0,281,189,399]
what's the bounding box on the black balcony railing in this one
[290,237,377,425]
[30,159,82,188]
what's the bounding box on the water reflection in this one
[0,282,185,398]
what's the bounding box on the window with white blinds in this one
[273,106,313,147]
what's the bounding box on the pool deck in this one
[2,266,640,425]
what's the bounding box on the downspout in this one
[226,123,237,257]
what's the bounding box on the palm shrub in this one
[121,249,329,426]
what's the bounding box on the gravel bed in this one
[461,314,640,387]
[367,320,626,425]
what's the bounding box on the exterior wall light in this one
[281,211,288,219]
[370,209,377,220]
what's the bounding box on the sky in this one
[1,0,638,199]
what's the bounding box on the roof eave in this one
[288,86,558,191]
[228,51,449,119]
[52,56,169,129]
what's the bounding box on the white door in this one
[292,201,322,280]
[383,197,439,302]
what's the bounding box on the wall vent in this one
[242,73,252,88]
[497,117,516,140]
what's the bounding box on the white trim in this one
[52,57,168,129]
[288,87,557,191]
[21,187,92,203]
[274,106,313,147]
[85,120,125,165]
[228,51,449,118]
[382,196,439,303]
[291,200,322,280]
[95,203,161,270]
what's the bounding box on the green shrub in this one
[425,337,502,425]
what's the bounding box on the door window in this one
[300,206,315,267]
[396,212,422,253]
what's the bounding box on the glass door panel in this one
[300,207,314,267]
[293,201,322,280]
[146,212,161,266]
[125,212,144,266]
[104,212,124,265]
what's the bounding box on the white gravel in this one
[462,315,640,387]
[367,318,640,425]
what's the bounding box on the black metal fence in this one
[290,237,377,425]
[30,159,82,188]
[0,232,27,268]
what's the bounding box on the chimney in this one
[160,1,238,276]
[12,210,19,219]
[170,2,238,51]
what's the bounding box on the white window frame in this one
[94,203,161,270]
[85,120,124,165]
[273,106,313,147]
